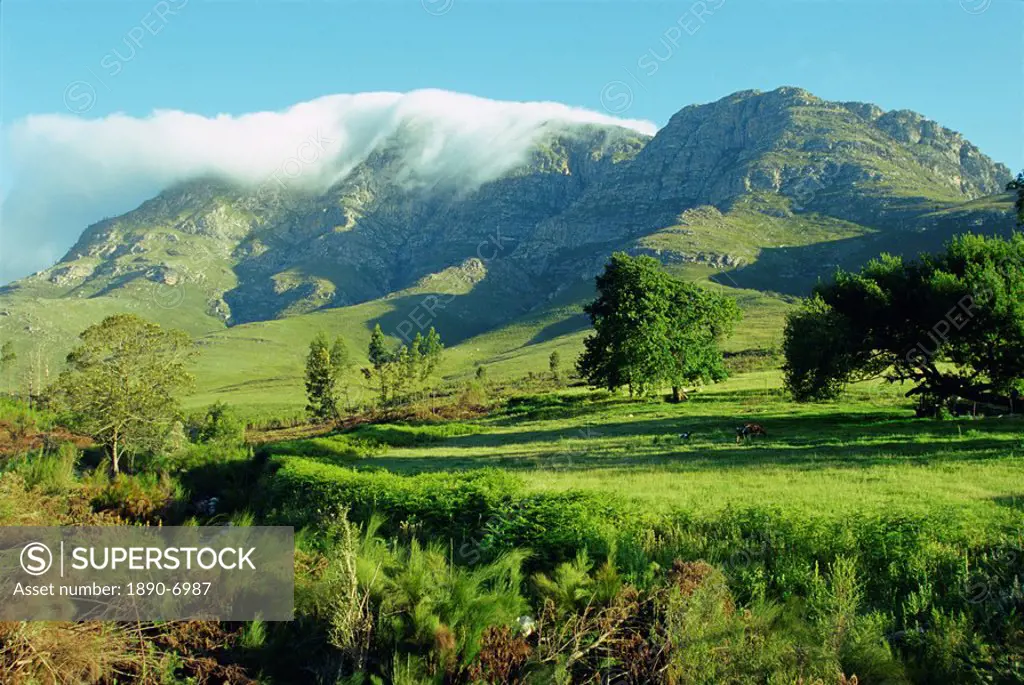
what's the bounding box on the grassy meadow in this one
[338,374,1024,528]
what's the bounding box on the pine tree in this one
[418,327,444,381]
[330,336,350,378]
[368,324,393,404]
[305,333,339,422]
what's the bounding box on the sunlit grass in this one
[339,371,1024,530]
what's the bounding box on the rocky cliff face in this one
[5,87,1012,327]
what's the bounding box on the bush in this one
[263,458,521,536]
[169,441,259,514]
[0,395,55,431]
[188,401,246,445]
[263,457,645,567]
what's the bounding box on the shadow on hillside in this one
[713,215,1019,296]
[364,264,547,348]
[526,314,590,346]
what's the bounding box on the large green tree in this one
[52,314,194,473]
[783,233,1024,412]
[577,253,740,398]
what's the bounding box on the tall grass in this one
[14,442,80,493]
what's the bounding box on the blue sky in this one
[3,0,1022,170]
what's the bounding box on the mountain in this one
[0,87,1016,407]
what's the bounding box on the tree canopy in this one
[52,314,195,473]
[577,252,740,398]
[783,233,1024,413]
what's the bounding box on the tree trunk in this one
[111,435,120,475]
[671,386,682,403]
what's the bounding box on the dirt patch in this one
[0,420,93,457]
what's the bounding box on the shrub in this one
[189,401,246,445]
[346,421,482,447]
[13,442,80,494]
[263,458,521,537]
[88,472,185,523]
[160,441,259,515]
[0,395,55,431]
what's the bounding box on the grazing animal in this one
[678,432,691,440]
[735,423,767,444]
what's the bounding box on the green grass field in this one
[320,372,1024,533]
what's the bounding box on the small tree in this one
[330,336,351,379]
[305,333,347,422]
[194,401,245,444]
[365,325,445,406]
[393,344,414,399]
[52,314,194,474]
[549,351,562,384]
[367,324,393,404]
[417,327,444,381]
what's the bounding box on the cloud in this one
[0,89,657,283]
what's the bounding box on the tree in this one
[364,325,445,406]
[329,335,354,410]
[367,324,394,404]
[417,327,444,381]
[577,253,740,398]
[664,282,742,401]
[1008,171,1024,226]
[393,344,415,399]
[52,314,194,474]
[549,351,562,384]
[783,233,1024,413]
[305,333,349,422]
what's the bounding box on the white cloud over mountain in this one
[0,89,656,283]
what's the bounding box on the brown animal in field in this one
[735,423,767,444]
